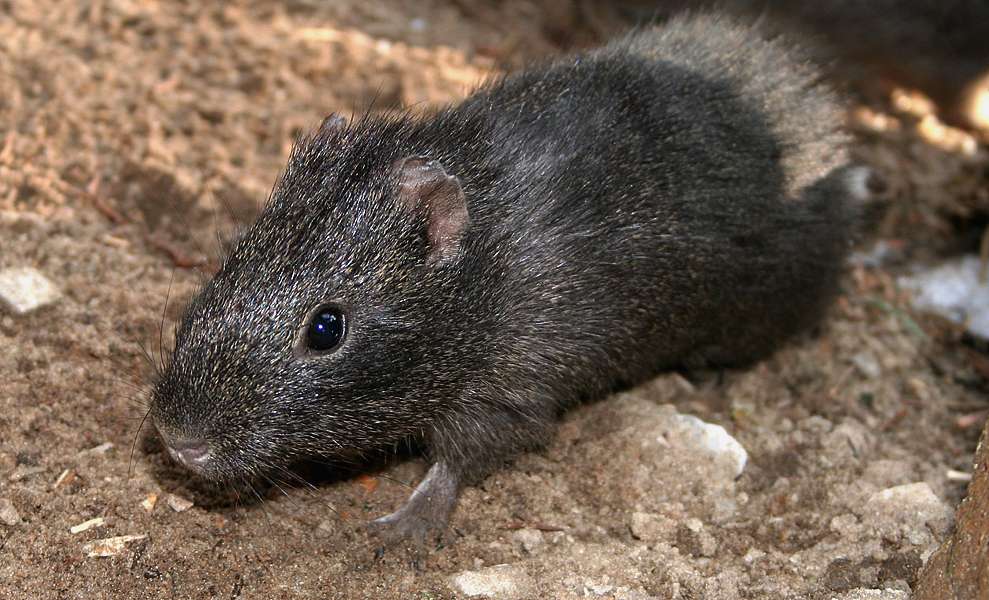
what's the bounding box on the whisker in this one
[228,481,244,511]
[268,464,345,522]
[301,456,415,491]
[106,387,151,410]
[157,268,175,375]
[263,474,309,515]
[110,377,148,396]
[371,472,414,491]
[136,341,161,378]
[128,405,154,480]
[208,190,227,266]
[118,413,156,424]
[245,480,272,525]
[270,464,318,492]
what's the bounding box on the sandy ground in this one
[1,2,988,599]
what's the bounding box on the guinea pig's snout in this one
[164,436,212,470]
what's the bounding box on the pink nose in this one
[167,438,211,468]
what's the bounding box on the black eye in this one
[305,305,346,352]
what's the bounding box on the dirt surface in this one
[1,2,988,599]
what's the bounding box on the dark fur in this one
[150,14,857,543]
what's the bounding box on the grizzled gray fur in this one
[150,13,859,545]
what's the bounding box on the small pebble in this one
[851,351,882,379]
[8,465,46,482]
[0,498,21,526]
[77,442,114,457]
[743,548,766,564]
[510,528,544,554]
[83,534,147,558]
[100,234,130,248]
[70,517,106,534]
[140,493,158,512]
[629,511,676,542]
[946,469,973,482]
[583,582,615,596]
[450,564,536,599]
[166,493,194,512]
[0,267,61,315]
[899,256,989,341]
[861,482,953,544]
[667,414,748,478]
[832,589,910,600]
[848,240,904,268]
[677,517,718,557]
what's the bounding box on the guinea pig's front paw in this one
[367,461,459,550]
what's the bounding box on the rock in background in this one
[915,419,989,599]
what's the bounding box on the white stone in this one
[866,483,948,519]
[900,256,989,340]
[860,482,953,543]
[0,267,61,315]
[742,548,765,564]
[666,414,747,478]
[450,564,536,599]
[511,528,544,554]
[830,589,910,600]
[165,493,194,512]
[0,498,21,526]
[603,399,749,512]
[583,581,615,596]
[849,240,903,268]
[799,415,834,434]
[629,511,676,542]
[851,351,882,379]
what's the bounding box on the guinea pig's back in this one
[453,13,855,383]
[465,13,848,239]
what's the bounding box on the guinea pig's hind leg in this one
[367,460,460,549]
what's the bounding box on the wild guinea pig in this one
[149,13,862,546]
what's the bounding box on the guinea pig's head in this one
[149,116,472,482]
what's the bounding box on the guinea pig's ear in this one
[394,156,469,265]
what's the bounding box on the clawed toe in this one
[365,461,459,550]
[368,509,446,549]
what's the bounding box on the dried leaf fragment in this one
[70,517,106,534]
[83,534,147,558]
[356,474,379,495]
[52,469,76,490]
[140,493,158,512]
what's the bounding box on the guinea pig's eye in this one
[303,304,346,353]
